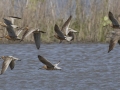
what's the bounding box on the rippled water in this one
[0,43,120,90]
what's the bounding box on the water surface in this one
[0,43,120,90]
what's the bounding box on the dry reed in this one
[0,0,120,43]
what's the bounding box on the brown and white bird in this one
[0,56,20,75]
[20,28,46,49]
[0,18,21,41]
[107,11,120,52]
[38,55,61,70]
[54,15,77,43]
[0,16,21,28]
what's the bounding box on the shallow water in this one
[0,43,120,90]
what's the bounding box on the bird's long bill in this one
[33,32,41,49]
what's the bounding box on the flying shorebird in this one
[63,19,78,41]
[0,18,22,41]
[20,28,46,49]
[0,16,21,29]
[38,55,61,70]
[0,56,20,75]
[108,11,120,29]
[108,29,120,53]
[54,15,77,43]
[107,11,120,52]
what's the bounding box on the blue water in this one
[0,43,120,90]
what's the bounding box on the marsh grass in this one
[0,0,120,43]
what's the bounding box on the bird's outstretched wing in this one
[38,55,54,68]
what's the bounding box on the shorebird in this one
[108,29,120,53]
[0,18,22,41]
[20,28,46,49]
[0,16,21,29]
[54,15,77,43]
[0,56,20,75]
[108,11,120,29]
[38,55,61,70]
[107,11,120,52]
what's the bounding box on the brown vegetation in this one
[0,0,120,43]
